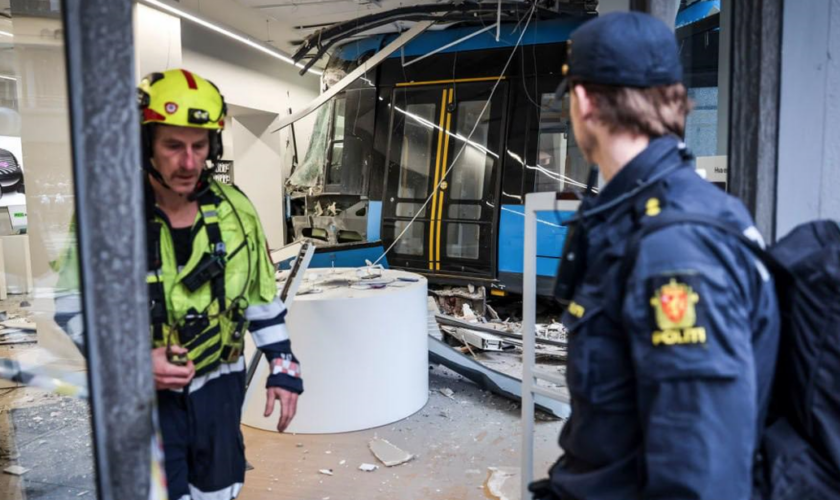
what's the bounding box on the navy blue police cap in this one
[555,11,683,100]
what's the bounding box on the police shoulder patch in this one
[649,278,707,347]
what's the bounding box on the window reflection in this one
[0,3,98,498]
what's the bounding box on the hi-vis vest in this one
[147,181,277,376]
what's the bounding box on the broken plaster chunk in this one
[369,438,413,467]
[4,465,30,476]
[486,467,520,500]
[358,463,379,472]
[462,303,478,322]
[439,387,456,400]
[318,469,333,476]
[1,319,36,331]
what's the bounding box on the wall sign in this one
[214,160,233,185]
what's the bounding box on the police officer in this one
[138,69,303,500]
[529,13,780,500]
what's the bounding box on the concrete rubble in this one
[486,467,521,500]
[439,387,456,400]
[3,465,29,476]
[368,438,413,467]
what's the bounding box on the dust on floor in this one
[239,363,565,500]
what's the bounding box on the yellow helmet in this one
[138,69,226,130]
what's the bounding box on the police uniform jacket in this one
[549,135,780,500]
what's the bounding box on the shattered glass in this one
[287,102,331,189]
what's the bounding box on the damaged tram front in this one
[285,2,723,295]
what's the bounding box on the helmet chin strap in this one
[188,169,214,202]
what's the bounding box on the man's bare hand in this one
[152,346,195,390]
[264,387,299,433]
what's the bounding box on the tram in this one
[284,1,722,295]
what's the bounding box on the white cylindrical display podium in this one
[242,268,429,434]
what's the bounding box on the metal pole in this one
[402,23,498,68]
[62,1,156,499]
[520,193,538,500]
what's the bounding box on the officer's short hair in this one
[576,81,692,139]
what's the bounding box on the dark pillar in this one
[61,1,155,499]
[727,0,783,241]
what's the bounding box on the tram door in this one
[382,81,506,279]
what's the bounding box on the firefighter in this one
[139,69,303,500]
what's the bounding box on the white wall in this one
[231,112,285,248]
[776,0,840,238]
[134,4,183,77]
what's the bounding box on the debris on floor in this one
[538,323,568,343]
[436,313,567,349]
[461,303,479,322]
[368,438,413,467]
[3,465,30,476]
[318,469,333,476]
[1,318,36,331]
[358,463,379,472]
[441,325,514,352]
[486,466,521,500]
[430,285,487,318]
[429,336,570,419]
[439,387,455,400]
[0,330,36,346]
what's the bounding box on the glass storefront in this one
[0,1,780,498]
[0,2,98,498]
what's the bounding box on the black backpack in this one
[625,216,840,499]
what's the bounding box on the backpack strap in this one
[619,212,790,291]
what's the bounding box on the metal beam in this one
[272,20,434,132]
[630,0,680,30]
[727,0,783,241]
[62,1,156,499]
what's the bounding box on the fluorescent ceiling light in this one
[0,30,13,38]
[141,0,322,76]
